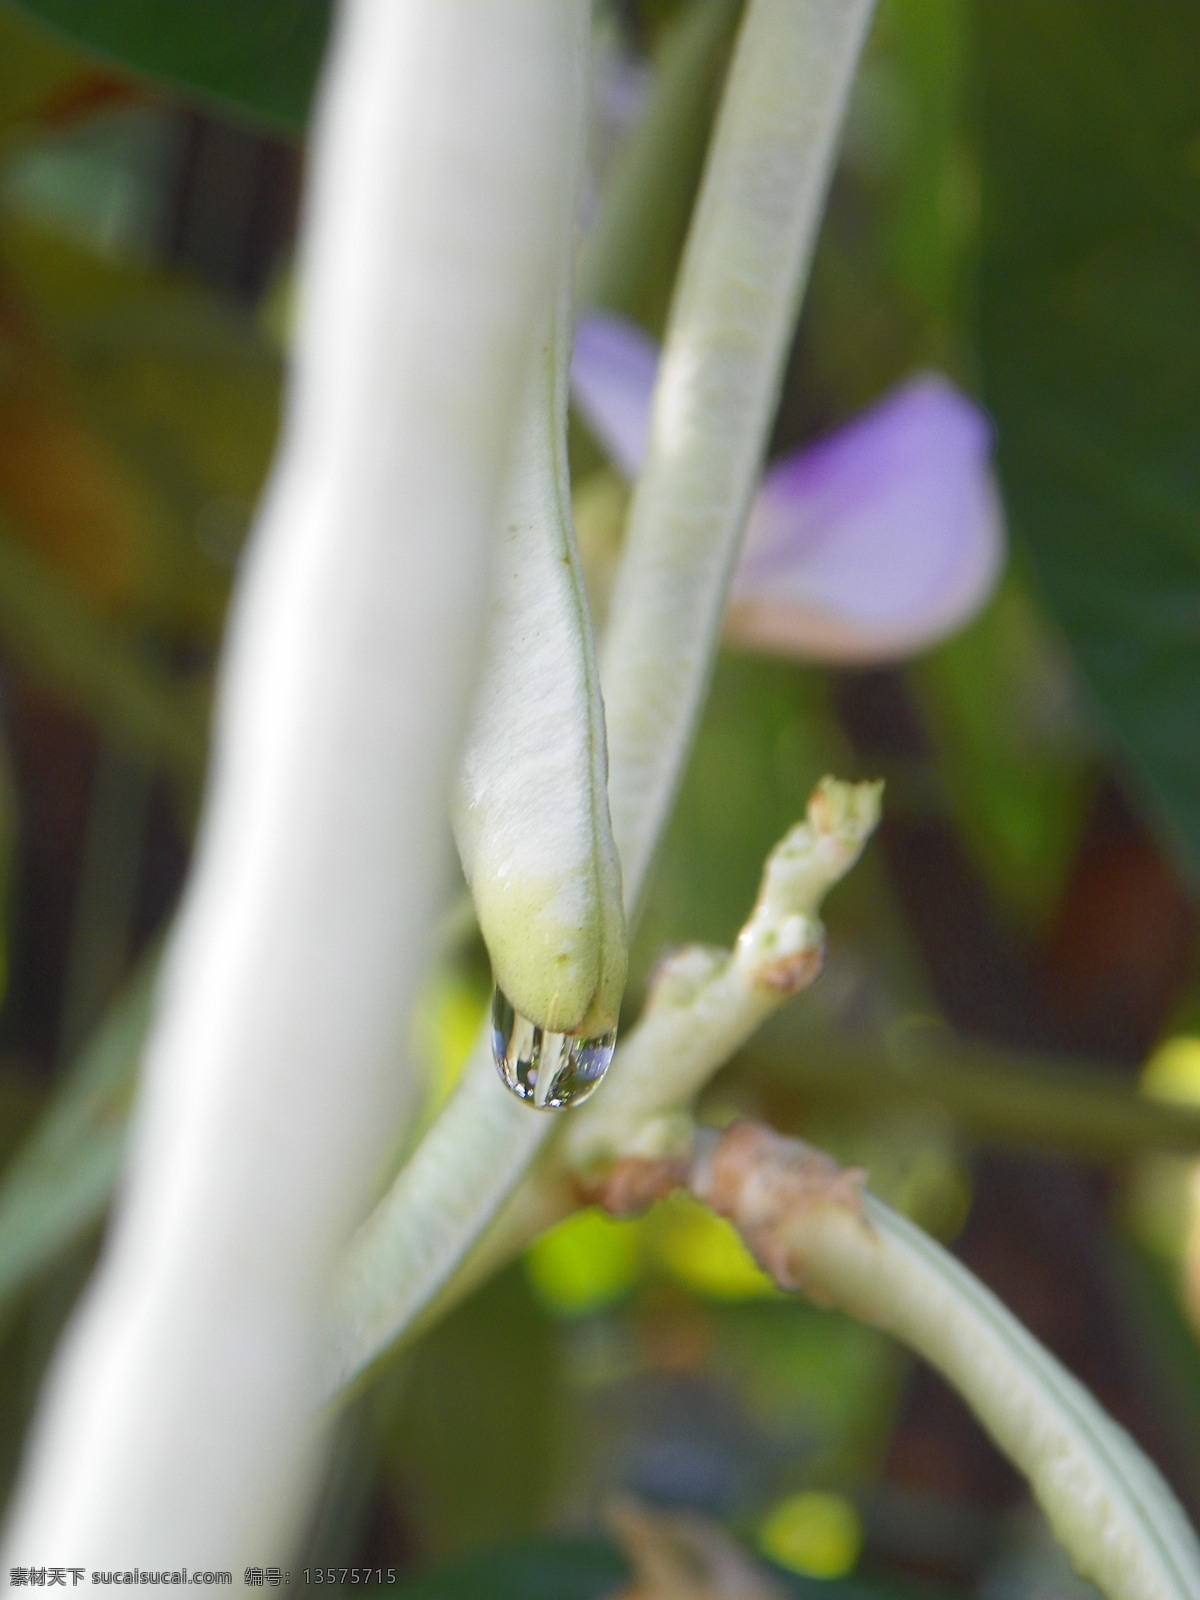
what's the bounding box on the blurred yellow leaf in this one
[647,1192,778,1302]
[525,1206,643,1317]
[757,1490,863,1580]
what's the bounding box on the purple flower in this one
[570,312,1005,663]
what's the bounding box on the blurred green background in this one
[0,2,1196,1595]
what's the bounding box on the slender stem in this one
[0,961,153,1307]
[3,0,587,1568]
[330,1035,546,1395]
[738,1030,1200,1162]
[600,0,876,910]
[687,1124,1200,1600]
[577,0,743,333]
[563,779,881,1173]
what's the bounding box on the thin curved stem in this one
[688,1124,1200,1600]
[738,1027,1200,1163]
[562,778,881,1173]
[330,1035,546,1395]
[577,0,742,333]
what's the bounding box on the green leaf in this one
[976,0,1200,877]
[4,0,331,133]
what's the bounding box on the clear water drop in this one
[491,985,616,1111]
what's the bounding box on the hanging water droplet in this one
[491,985,616,1110]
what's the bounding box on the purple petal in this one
[727,375,1005,663]
[568,312,1005,663]
[570,312,658,479]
